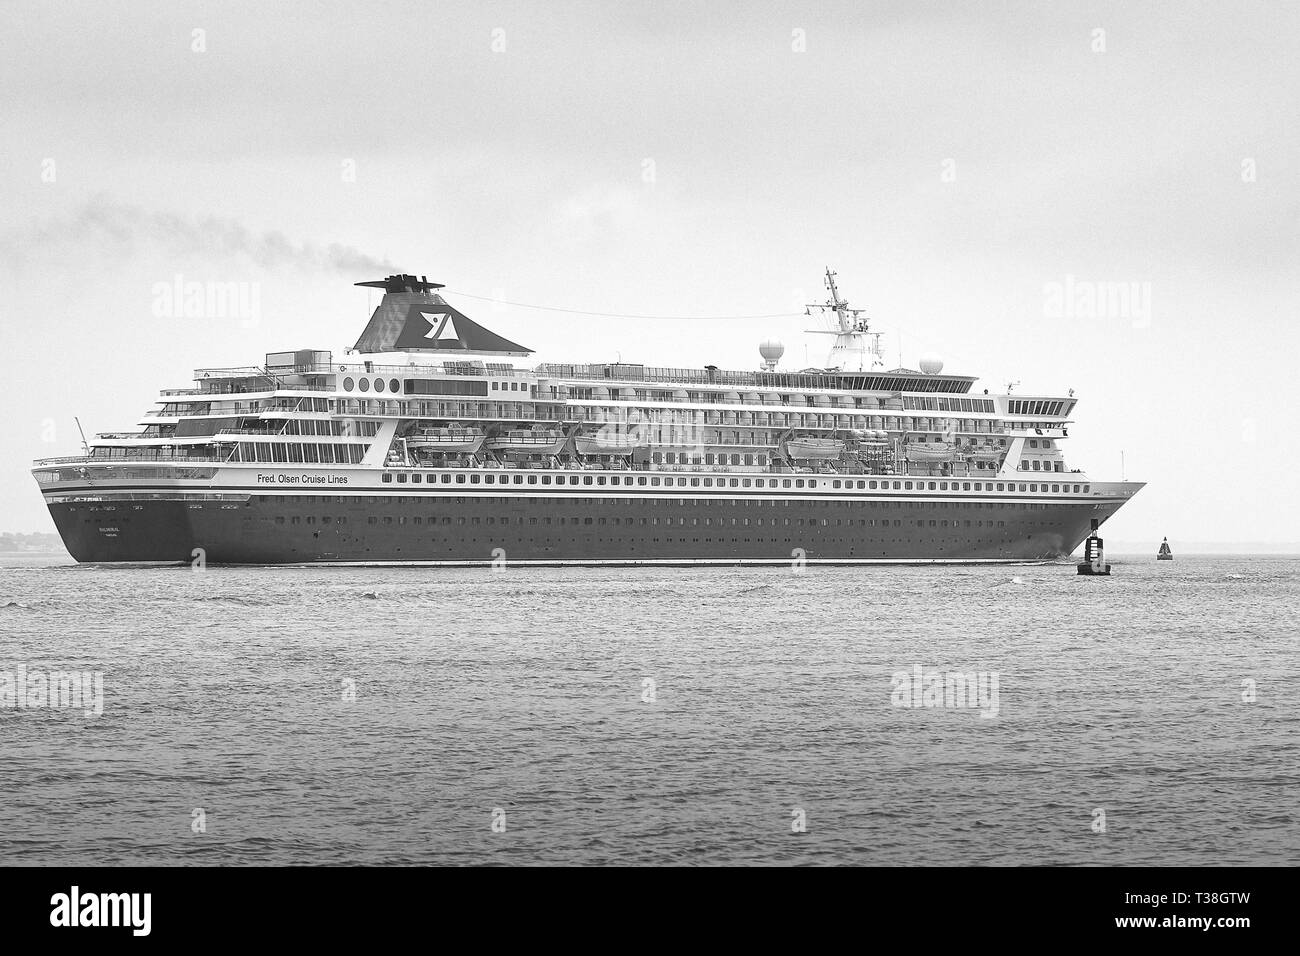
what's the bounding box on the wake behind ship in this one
[33,271,1143,565]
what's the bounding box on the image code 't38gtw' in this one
[34,270,1142,565]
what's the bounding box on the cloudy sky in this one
[1,0,1296,545]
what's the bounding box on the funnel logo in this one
[393,305,466,350]
[420,311,456,342]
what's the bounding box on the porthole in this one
[373,378,385,393]
[389,378,400,393]
[358,378,370,392]
[342,377,354,392]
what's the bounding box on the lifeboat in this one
[904,441,956,462]
[485,428,568,455]
[785,436,845,459]
[574,428,647,455]
[406,426,486,453]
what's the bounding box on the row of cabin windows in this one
[237,442,367,463]
[1020,460,1064,472]
[256,495,1058,511]
[654,452,767,466]
[380,472,1091,494]
[349,515,1013,529]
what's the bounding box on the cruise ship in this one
[33,271,1143,565]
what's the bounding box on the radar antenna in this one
[804,268,884,372]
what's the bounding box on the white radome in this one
[759,339,785,364]
[919,353,944,375]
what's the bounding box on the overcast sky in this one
[1,0,1296,544]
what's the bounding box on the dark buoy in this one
[1157,537,1173,561]
[1077,519,1111,576]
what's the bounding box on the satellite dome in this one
[759,339,785,364]
[919,353,944,375]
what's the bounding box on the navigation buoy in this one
[1077,519,1111,576]
[1157,537,1173,561]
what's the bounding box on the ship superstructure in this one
[33,271,1143,564]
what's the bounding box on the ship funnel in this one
[350,275,532,356]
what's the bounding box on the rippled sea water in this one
[0,554,1296,866]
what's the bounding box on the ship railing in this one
[34,453,233,466]
[199,362,533,379]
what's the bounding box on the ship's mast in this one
[805,268,884,372]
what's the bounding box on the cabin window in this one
[381,473,393,483]
[396,473,407,483]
